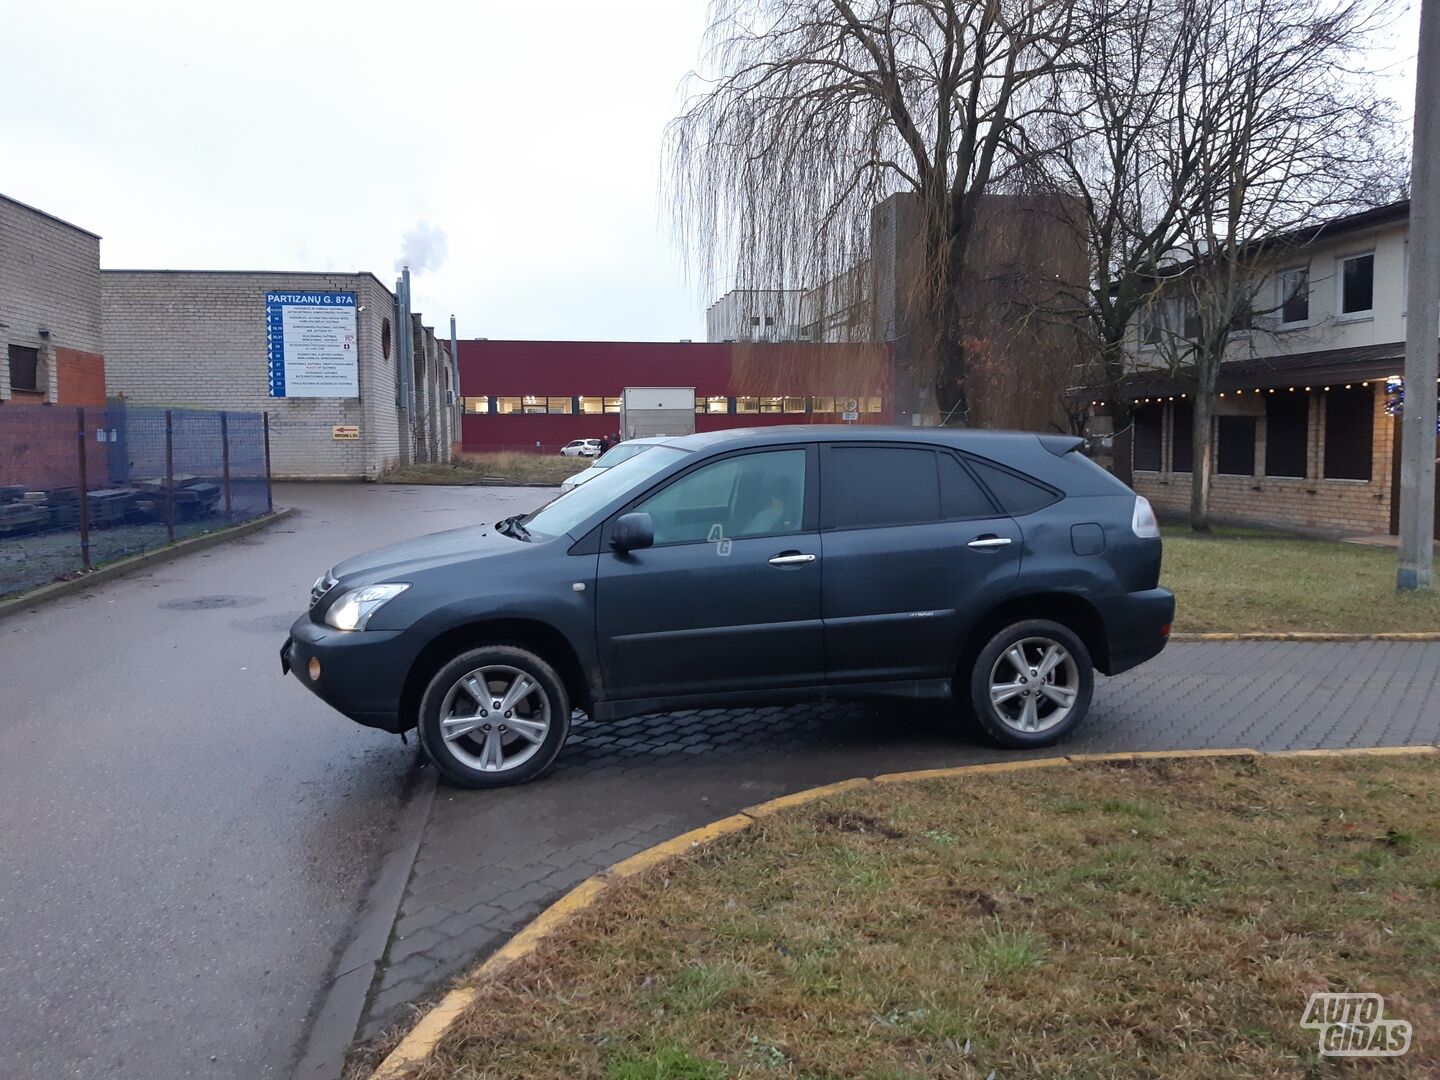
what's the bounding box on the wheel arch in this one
[400,617,593,730]
[958,592,1111,680]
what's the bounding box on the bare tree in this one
[1142,0,1403,530]
[665,0,1084,424]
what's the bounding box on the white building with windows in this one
[1113,200,1437,539]
[704,289,807,342]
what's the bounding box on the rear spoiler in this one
[1038,434,1089,457]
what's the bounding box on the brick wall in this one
[102,271,406,480]
[1134,384,1394,536]
[0,195,104,405]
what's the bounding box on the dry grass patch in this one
[1161,526,1440,633]
[410,756,1439,1079]
[381,452,578,487]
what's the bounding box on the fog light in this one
[308,657,322,681]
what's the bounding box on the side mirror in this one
[610,512,655,554]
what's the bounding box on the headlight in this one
[324,583,409,631]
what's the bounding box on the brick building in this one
[0,194,106,407]
[1110,200,1439,539]
[102,271,455,480]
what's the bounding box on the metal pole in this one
[220,411,232,518]
[1399,0,1440,591]
[164,409,175,543]
[75,407,91,570]
[263,411,274,512]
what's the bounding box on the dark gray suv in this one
[283,428,1173,788]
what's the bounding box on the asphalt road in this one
[0,482,546,1080]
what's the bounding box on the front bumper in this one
[1095,587,1175,675]
[283,614,416,733]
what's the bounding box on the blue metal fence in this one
[0,402,272,600]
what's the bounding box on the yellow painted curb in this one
[872,757,1070,784]
[1171,632,1440,642]
[370,986,479,1080]
[367,745,1440,1079]
[744,778,872,817]
[605,814,755,880]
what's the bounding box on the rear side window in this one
[939,453,998,518]
[823,446,939,529]
[966,457,1060,515]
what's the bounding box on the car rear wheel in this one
[418,646,570,788]
[969,619,1093,748]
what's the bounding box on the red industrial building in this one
[457,339,894,453]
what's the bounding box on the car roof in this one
[647,425,1080,455]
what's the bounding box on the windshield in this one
[525,446,688,538]
[594,442,651,468]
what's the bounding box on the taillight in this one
[1132,495,1161,539]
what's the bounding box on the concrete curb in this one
[367,744,1440,1080]
[0,507,296,622]
[1169,631,1440,642]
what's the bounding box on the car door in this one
[819,444,1021,684]
[594,445,823,702]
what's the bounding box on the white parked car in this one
[560,439,604,458]
[560,439,662,491]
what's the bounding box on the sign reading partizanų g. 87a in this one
[267,291,359,398]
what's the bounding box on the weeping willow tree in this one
[665,0,1085,424]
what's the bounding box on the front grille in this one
[310,572,337,610]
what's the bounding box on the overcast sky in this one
[0,1,1420,344]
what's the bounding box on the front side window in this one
[1339,253,1374,316]
[637,449,807,545]
[1277,267,1309,325]
[823,446,939,529]
[524,447,690,539]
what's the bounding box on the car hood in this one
[331,524,521,581]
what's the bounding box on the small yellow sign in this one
[332,425,360,440]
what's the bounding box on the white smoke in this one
[395,221,448,274]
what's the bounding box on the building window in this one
[863,396,882,413]
[735,396,759,413]
[1277,267,1309,326]
[521,395,548,414]
[546,396,573,414]
[749,316,760,327]
[1264,393,1308,477]
[579,396,606,414]
[1323,386,1374,480]
[759,396,784,413]
[696,396,729,414]
[1338,252,1374,316]
[604,396,621,414]
[1141,296,1198,346]
[811,396,836,413]
[1133,403,1163,471]
[495,397,524,414]
[764,316,775,326]
[1171,399,1194,473]
[7,345,40,392]
[783,396,807,413]
[462,396,490,414]
[1215,416,1257,476]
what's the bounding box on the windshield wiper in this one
[496,514,533,541]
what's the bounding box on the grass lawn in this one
[409,756,1438,1080]
[1161,526,1440,633]
[380,452,579,487]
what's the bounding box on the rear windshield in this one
[525,447,688,538]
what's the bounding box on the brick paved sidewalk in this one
[357,641,1440,1035]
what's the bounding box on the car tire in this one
[968,619,1093,749]
[417,646,571,789]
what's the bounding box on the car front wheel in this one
[969,620,1093,748]
[417,646,570,788]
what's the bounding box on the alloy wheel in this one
[437,665,552,773]
[986,637,1080,735]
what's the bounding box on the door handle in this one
[768,552,817,566]
[967,536,1013,549]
